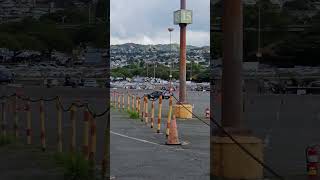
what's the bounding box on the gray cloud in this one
[111,0,210,47]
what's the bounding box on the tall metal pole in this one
[222,0,243,130]
[168,28,174,91]
[179,0,187,104]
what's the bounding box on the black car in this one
[147,90,172,100]
[0,69,13,84]
[63,77,77,88]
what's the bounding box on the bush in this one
[0,135,15,146]
[127,110,139,119]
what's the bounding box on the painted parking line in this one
[111,131,160,146]
[110,131,209,156]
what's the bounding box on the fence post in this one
[145,96,149,124]
[40,99,46,152]
[113,92,116,106]
[122,93,125,111]
[132,95,135,112]
[118,93,121,111]
[142,96,145,119]
[83,109,90,160]
[136,96,139,114]
[26,101,32,145]
[1,100,6,137]
[166,96,173,137]
[89,114,97,163]
[157,95,163,133]
[127,94,130,111]
[138,97,141,120]
[70,104,76,153]
[13,96,19,138]
[56,98,63,152]
[114,92,117,109]
[150,100,155,128]
[110,92,113,107]
[101,111,110,180]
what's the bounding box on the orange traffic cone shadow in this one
[166,115,181,145]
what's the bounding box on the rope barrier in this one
[0,90,110,180]
[26,101,32,145]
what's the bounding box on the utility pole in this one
[173,0,193,118]
[168,27,174,91]
[211,0,263,178]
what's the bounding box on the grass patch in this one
[54,152,96,180]
[0,134,16,147]
[127,110,139,119]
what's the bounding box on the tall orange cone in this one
[166,114,181,145]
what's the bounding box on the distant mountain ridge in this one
[111,43,209,52]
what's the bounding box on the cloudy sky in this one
[111,0,210,47]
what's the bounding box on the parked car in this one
[0,68,13,84]
[147,91,162,100]
[161,86,176,92]
[147,90,172,100]
[84,79,99,87]
[162,90,172,99]
[63,76,77,88]
[308,81,320,87]
[44,78,59,88]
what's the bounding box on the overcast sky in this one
[110,0,210,47]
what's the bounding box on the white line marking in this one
[110,131,159,146]
[110,131,209,156]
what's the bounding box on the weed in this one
[127,110,139,119]
[0,135,16,146]
[54,152,96,180]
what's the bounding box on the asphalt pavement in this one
[110,108,210,180]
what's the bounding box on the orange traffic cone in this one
[166,115,181,145]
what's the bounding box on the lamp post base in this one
[211,136,264,179]
[173,104,193,119]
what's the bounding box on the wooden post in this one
[40,100,46,151]
[70,105,76,153]
[26,101,32,145]
[157,95,163,133]
[56,98,63,152]
[83,109,90,160]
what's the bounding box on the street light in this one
[168,27,174,92]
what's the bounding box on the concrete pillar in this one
[211,1,264,179]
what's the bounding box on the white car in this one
[84,79,99,87]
